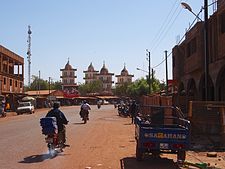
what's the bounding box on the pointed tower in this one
[83,62,99,84]
[60,59,77,90]
[115,64,134,86]
[96,62,114,93]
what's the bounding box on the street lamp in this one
[181,1,209,101]
[181,2,203,21]
[136,67,148,74]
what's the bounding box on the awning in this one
[22,96,36,101]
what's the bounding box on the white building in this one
[115,65,134,86]
[83,62,99,84]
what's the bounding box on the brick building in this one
[172,0,225,101]
[0,45,24,110]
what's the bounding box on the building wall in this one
[0,45,24,95]
[172,2,225,101]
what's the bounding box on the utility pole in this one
[146,49,151,94]
[165,50,168,96]
[204,0,209,101]
[27,25,32,87]
[38,71,40,96]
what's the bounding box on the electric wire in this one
[151,10,202,69]
[150,0,187,53]
[149,0,179,50]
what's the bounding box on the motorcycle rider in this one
[46,101,69,147]
[80,100,91,119]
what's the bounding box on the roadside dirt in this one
[1,106,225,169]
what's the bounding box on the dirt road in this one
[0,105,224,169]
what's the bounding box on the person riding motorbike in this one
[46,101,69,147]
[80,100,91,120]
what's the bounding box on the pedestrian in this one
[129,100,137,124]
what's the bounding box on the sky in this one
[0,0,215,85]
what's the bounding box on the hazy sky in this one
[0,0,214,85]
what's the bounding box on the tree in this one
[114,70,165,97]
[78,80,103,96]
[26,76,62,91]
[113,82,130,97]
[29,75,49,90]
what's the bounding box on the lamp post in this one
[181,1,209,101]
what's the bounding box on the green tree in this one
[114,70,164,97]
[113,82,130,96]
[29,75,49,90]
[78,80,103,96]
[26,76,63,91]
[51,81,62,90]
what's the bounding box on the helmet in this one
[83,100,87,104]
[53,102,60,109]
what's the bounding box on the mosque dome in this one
[121,66,129,76]
[100,63,108,74]
[88,62,95,72]
[64,61,73,70]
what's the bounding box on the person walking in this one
[129,100,137,124]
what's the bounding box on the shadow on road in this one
[120,156,180,169]
[73,122,85,125]
[18,153,66,163]
[19,154,52,163]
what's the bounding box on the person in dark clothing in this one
[129,100,137,124]
[46,101,69,147]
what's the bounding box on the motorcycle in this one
[80,110,89,124]
[118,104,129,117]
[40,117,65,157]
[45,133,63,157]
[0,107,6,118]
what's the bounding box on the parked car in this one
[16,102,35,115]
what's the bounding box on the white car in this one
[16,102,35,115]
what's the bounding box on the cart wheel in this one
[136,142,143,161]
[177,150,186,162]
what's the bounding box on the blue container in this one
[40,117,58,135]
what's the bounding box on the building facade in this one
[83,62,99,84]
[96,63,114,92]
[172,0,225,101]
[0,45,24,110]
[60,60,78,91]
[115,65,134,86]
[0,45,24,94]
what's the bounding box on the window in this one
[10,79,12,86]
[220,12,225,34]
[20,82,22,88]
[187,38,197,57]
[15,81,18,87]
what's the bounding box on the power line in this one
[150,0,187,53]
[149,0,179,50]
[151,9,202,69]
